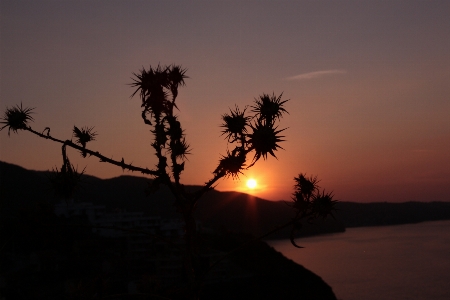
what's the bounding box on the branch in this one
[193,144,250,203]
[192,171,225,203]
[25,127,159,176]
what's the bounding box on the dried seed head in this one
[214,150,246,179]
[221,106,250,142]
[170,138,191,160]
[0,103,35,135]
[247,122,285,166]
[312,190,338,219]
[73,126,97,146]
[252,93,288,125]
[293,173,319,202]
[130,65,188,120]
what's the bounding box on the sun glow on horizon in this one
[246,178,257,189]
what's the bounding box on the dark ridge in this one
[2,161,450,238]
[335,201,450,227]
[0,161,344,238]
[200,232,337,300]
[0,161,338,299]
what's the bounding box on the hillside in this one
[0,161,339,299]
[0,161,344,239]
[2,161,450,238]
[335,201,450,227]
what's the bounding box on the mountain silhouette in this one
[2,161,450,238]
[0,161,345,238]
[0,161,339,299]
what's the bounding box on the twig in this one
[25,127,158,176]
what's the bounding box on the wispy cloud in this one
[286,69,347,81]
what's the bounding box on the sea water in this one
[268,220,450,300]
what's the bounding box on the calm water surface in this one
[268,220,450,300]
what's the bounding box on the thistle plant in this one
[290,173,338,247]
[1,64,337,297]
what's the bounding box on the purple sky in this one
[1,0,449,202]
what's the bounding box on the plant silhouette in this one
[1,64,337,299]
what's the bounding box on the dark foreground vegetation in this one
[2,161,450,298]
[1,162,337,299]
[2,161,450,237]
[0,64,337,300]
[0,209,336,299]
[2,64,340,299]
[2,64,446,299]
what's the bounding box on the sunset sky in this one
[1,0,449,202]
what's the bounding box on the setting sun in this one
[246,179,257,189]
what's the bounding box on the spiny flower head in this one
[73,126,97,157]
[130,64,188,120]
[214,149,246,179]
[0,103,35,135]
[168,65,188,88]
[252,93,288,125]
[247,122,285,166]
[168,65,188,101]
[73,126,97,147]
[170,138,191,160]
[311,190,338,219]
[131,64,170,98]
[221,106,250,142]
[293,173,319,202]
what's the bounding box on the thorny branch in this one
[24,126,159,176]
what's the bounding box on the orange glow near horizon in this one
[221,172,272,198]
